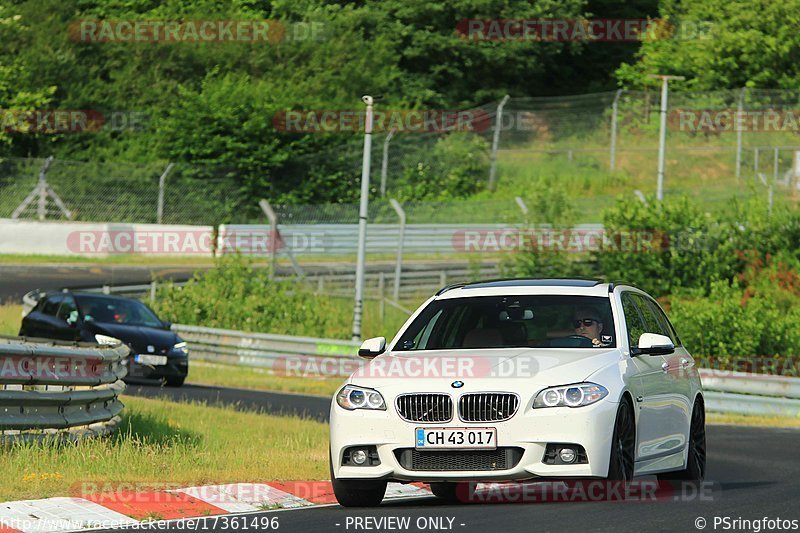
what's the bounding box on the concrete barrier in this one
[0,219,214,257]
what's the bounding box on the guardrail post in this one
[156,162,174,224]
[440,271,447,287]
[102,285,110,295]
[150,280,157,303]
[317,276,324,294]
[389,199,406,302]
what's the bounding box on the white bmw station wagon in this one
[330,279,705,507]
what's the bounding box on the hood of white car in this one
[347,348,622,396]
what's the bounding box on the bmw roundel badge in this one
[451,380,464,388]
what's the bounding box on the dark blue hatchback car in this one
[19,291,188,386]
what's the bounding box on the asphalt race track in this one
[113,384,799,533]
[0,264,208,303]
[123,382,330,421]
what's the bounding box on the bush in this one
[669,253,800,359]
[596,195,800,296]
[151,257,350,338]
[393,133,490,201]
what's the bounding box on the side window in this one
[621,292,646,348]
[412,309,443,350]
[642,297,681,346]
[40,295,63,316]
[632,294,665,337]
[57,295,79,324]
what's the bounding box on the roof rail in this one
[436,283,467,296]
[607,280,641,293]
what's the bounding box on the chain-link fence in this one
[1,89,799,226]
[0,158,253,224]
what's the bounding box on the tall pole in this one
[352,95,374,341]
[380,128,396,197]
[609,89,623,171]
[488,94,510,191]
[648,75,685,202]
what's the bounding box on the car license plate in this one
[415,427,497,450]
[134,354,167,366]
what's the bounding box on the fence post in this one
[378,272,385,322]
[774,147,780,186]
[735,88,746,180]
[754,147,760,180]
[156,162,175,224]
[488,95,510,191]
[389,199,406,302]
[259,199,279,277]
[380,129,396,197]
[610,89,623,171]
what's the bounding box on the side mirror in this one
[635,333,675,355]
[162,321,173,330]
[358,337,386,359]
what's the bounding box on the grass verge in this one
[189,360,344,397]
[0,304,22,336]
[0,396,328,501]
[707,412,800,429]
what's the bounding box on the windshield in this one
[396,295,616,350]
[75,295,164,328]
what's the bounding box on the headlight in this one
[533,383,608,408]
[95,334,122,346]
[173,341,189,354]
[336,385,386,411]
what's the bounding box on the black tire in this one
[165,376,185,387]
[658,398,706,481]
[429,482,460,503]
[606,399,636,481]
[330,449,387,507]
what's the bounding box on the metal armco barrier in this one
[217,223,606,256]
[699,368,800,417]
[177,324,800,417]
[173,324,359,376]
[0,336,129,441]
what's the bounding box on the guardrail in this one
[0,336,129,442]
[699,368,800,417]
[176,325,800,417]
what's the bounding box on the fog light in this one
[559,448,577,464]
[351,449,368,465]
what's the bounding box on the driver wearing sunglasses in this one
[572,307,608,347]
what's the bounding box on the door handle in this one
[661,362,669,372]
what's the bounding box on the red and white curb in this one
[0,482,434,533]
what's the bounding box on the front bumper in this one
[125,354,188,379]
[330,396,619,482]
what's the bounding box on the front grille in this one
[458,393,519,422]
[394,447,524,471]
[395,393,452,423]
